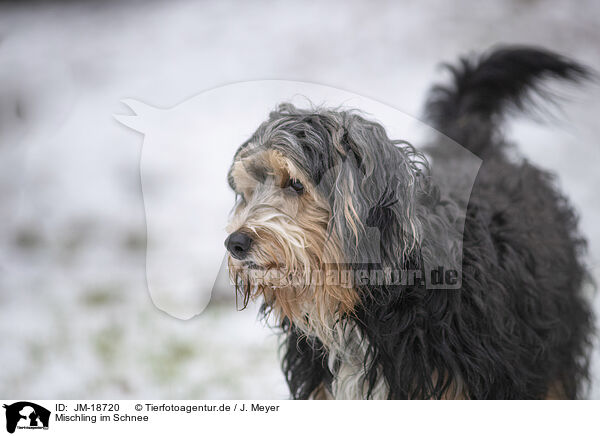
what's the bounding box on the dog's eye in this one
[288,179,304,195]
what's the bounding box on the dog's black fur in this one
[278,47,595,399]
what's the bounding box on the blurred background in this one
[0,0,599,399]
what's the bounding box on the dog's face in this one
[226,147,332,275]
[225,104,430,338]
[225,144,355,335]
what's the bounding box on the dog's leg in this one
[309,383,333,400]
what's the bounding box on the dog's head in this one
[225,103,435,337]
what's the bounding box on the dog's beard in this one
[227,225,358,348]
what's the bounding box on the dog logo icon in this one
[3,402,50,434]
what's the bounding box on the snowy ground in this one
[0,0,599,399]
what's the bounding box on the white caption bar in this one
[1,400,597,436]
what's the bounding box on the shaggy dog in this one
[224,46,594,399]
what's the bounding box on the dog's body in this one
[225,47,594,399]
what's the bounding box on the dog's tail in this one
[425,46,591,156]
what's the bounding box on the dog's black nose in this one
[225,231,253,260]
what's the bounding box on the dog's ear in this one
[323,115,424,267]
[325,117,461,282]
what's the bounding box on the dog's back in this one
[425,47,594,399]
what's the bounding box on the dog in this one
[224,46,595,399]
